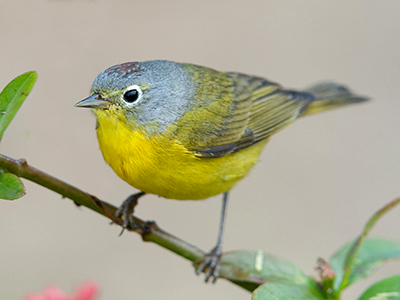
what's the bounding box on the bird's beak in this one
[75,94,111,109]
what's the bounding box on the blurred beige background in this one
[1,1,399,299]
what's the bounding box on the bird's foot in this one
[195,245,223,283]
[114,192,146,235]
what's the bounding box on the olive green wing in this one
[172,65,254,154]
[245,75,314,145]
[196,72,314,157]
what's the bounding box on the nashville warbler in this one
[76,60,368,282]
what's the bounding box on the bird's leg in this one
[195,192,229,283]
[115,191,146,235]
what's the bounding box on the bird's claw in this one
[114,192,145,234]
[195,246,222,283]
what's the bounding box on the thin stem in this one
[338,197,400,292]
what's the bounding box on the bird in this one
[75,60,368,282]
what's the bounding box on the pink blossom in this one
[24,281,99,300]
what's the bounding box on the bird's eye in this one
[123,89,139,103]
[123,88,141,104]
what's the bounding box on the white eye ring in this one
[122,85,142,105]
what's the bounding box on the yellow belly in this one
[95,113,268,200]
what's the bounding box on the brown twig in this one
[0,153,205,263]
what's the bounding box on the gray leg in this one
[195,192,229,283]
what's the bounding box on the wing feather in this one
[179,71,314,157]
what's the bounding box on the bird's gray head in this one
[76,60,196,135]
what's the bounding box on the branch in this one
[0,153,205,263]
[0,153,276,292]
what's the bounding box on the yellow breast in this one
[95,110,268,200]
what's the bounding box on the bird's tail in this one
[301,82,369,116]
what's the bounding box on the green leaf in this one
[219,250,310,289]
[358,275,400,300]
[330,238,400,291]
[0,71,38,141]
[252,281,324,300]
[0,172,25,200]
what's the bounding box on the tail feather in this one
[301,82,369,116]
